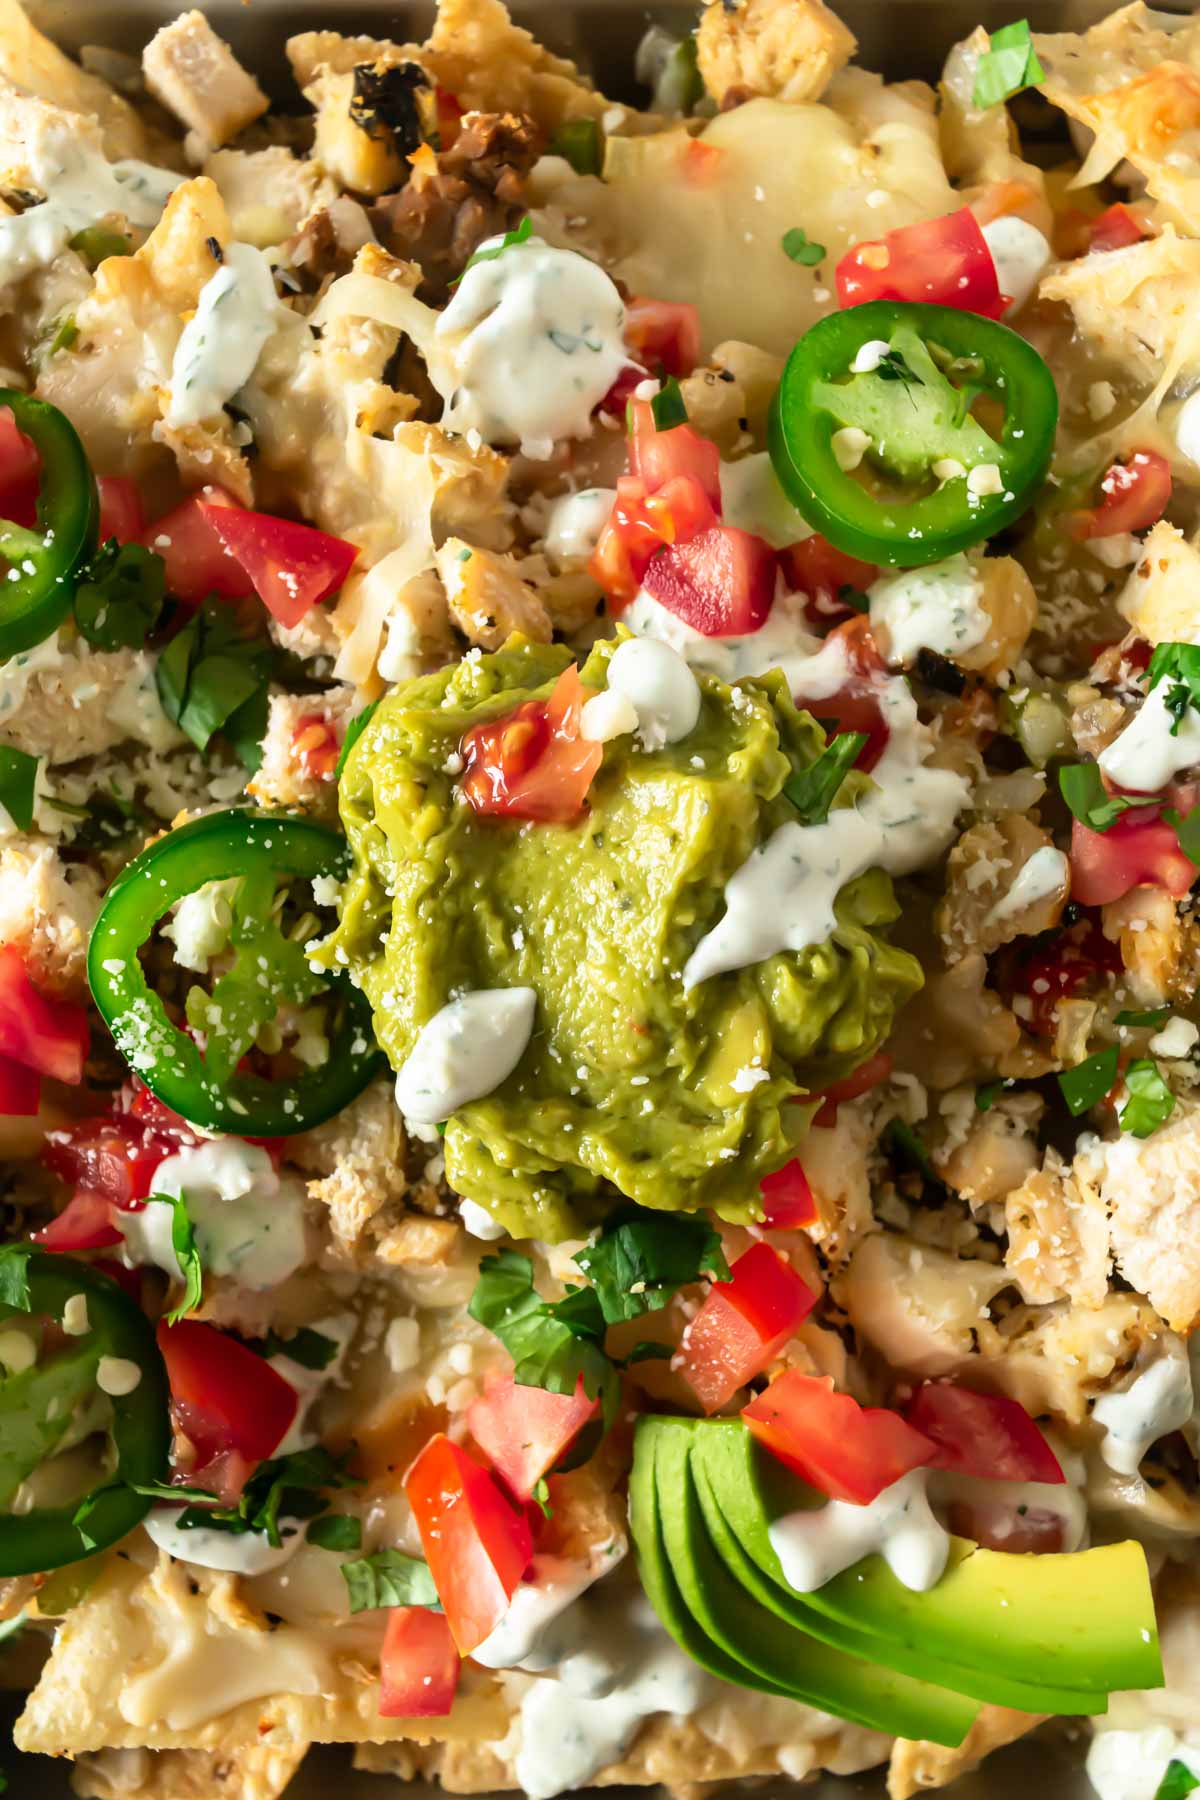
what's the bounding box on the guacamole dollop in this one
[321,637,920,1240]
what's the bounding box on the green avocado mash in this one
[320,635,920,1240]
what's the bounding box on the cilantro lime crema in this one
[320,635,921,1239]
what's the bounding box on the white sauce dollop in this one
[867,554,990,666]
[459,1197,507,1240]
[718,452,812,550]
[0,118,181,288]
[1098,681,1200,795]
[768,1469,950,1594]
[625,587,821,693]
[1092,1335,1195,1475]
[981,216,1052,316]
[429,234,627,459]
[984,845,1070,928]
[1087,1727,1197,1800]
[118,1139,307,1291]
[144,1506,306,1576]
[394,987,537,1126]
[166,241,281,427]
[683,636,969,988]
[542,488,616,563]
[473,1554,603,1670]
[584,638,701,751]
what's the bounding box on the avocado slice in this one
[644,1419,979,1747]
[694,1419,1162,1700]
[627,1409,800,1696]
[688,1432,1106,1717]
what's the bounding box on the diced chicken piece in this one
[246,688,359,817]
[834,1232,1012,1381]
[375,1214,464,1269]
[1005,1151,1110,1307]
[936,816,1068,964]
[958,556,1038,680]
[679,341,785,453]
[0,641,179,766]
[1096,1103,1200,1330]
[1040,227,1200,382]
[696,0,856,108]
[888,1707,1044,1800]
[796,1099,876,1267]
[290,1082,409,1255]
[0,0,150,160]
[936,1091,1043,1210]
[436,538,552,650]
[1102,884,1190,1007]
[888,952,1052,1091]
[421,0,608,131]
[204,147,338,251]
[142,11,268,151]
[1117,520,1200,646]
[0,840,101,997]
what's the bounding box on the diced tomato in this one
[1088,203,1151,254]
[32,1187,121,1252]
[42,1113,169,1208]
[999,910,1120,1038]
[379,1607,460,1718]
[1069,811,1196,907]
[596,364,646,420]
[643,526,777,638]
[836,208,1006,319]
[0,408,40,529]
[142,486,253,604]
[97,477,145,546]
[590,473,719,607]
[905,1384,1064,1484]
[678,1243,816,1416]
[157,1319,299,1467]
[466,1374,598,1499]
[628,403,722,511]
[797,614,891,773]
[0,947,88,1085]
[460,664,603,824]
[199,505,359,629]
[782,535,878,630]
[404,1433,533,1654]
[435,87,463,146]
[0,1051,38,1116]
[291,713,341,782]
[759,1159,817,1229]
[623,297,702,379]
[681,138,724,185]
[811,1049,893,1128]
[1063,450,1172,540]
[743,1370,936,1505]
[125,1078,201,1146]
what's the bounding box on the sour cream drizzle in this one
[144,1507,306,1576]
[984,845,1070,927]
[867,554,990,666]
[542,488,616,563]
[1092,1334,1194,1475]
[1098,680,1200,794]
[166,241,282,426]
[583,638,701,751]
[768,1469,951,1594]
[0,119,181,287]
[429,233,627,459]
[393,987,537,1126]
[118,1139,307,1291]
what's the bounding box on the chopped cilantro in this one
[1115,1006,1171,1028]
[650,377,688,430]
[1058,762,1140,834]
[781,227,826,267]
[972,19,1045,109]
[457,215,533,284]
[1057,1045,1119,1117]
[174,1446,360,1548]
[469,1248,620,1426]
[335,700,379,780]
[306,1513,362,1552]
[884,1118,936,1178]
[145,1192,203,1324]
[1119,1058,1175,1139]
[975,1078,1016,1112]
[0,745,37,832]
[1165,805,1200,868]
[874,350,920,388]
[783,732,866,825]
[1147,641,1200,712]
[342,1548,441,1613]
[155,598,274,771]
[74,540,167,652]
[1156,1760,1200,1800]
[574,1202,729,1326]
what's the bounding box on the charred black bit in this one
[205,236,224,263]
[915,647,967,697]
[350,61,431,157]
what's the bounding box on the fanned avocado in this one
[643,1419,979,1747]
[688,1430,1106,1717]
[692,1419,1162,1701]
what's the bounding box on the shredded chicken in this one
[142,12,268,151]
[695,0,856,108]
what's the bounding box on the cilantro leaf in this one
[0,745,37,832]
[0,1246,34,1310]
[972,19,1045,109]
[175,1446,359,1549]
[1119,1058,1175,1139]
[1058,762,1140,834]
[781,227,825,267]
[651,378,688,430]
[306,1513,362,1551]
[74,540,166,651]
[145,1192,203,1324]
[573,1203,729,1326]
[456,215,533,284]
[884,1118,936,1178]
[341,1548,441,1614]
[1147,641,1200,715]
[783,732,866,825]
[1156,1760,1200,1800]
[1164,805,1200,868]
[155,599,274,771]
[1115,1006,1171,1028]
[259,1326,338,1370]
[975,1078,1016,1112]
[549,119,602,176]
[874,350,920,388]
[1057,1046,1119,1117]
[468,1249,619,1427]
[335,700,379,779]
